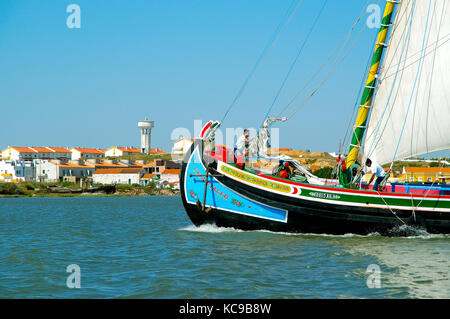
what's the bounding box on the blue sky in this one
[0,0,383,153]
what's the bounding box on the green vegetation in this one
[0,183,25,195]
[0,180,179,197]
[313,167,333,179]
[114,182,177,196]
[429,162,439,167]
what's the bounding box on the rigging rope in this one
[284,21,369,120]
[261,0,328,127]
[415,157,448,209]
[342,24,379,152]
[274,0,373,119]
[391,0,432,164]
[376,190,407,226]
[220,0,304,124]
[425,1,448,153]
[409,0,438,158]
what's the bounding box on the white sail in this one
[363,0,450,165]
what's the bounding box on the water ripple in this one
[0,196,449,298]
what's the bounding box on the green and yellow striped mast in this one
[346,1,399,170]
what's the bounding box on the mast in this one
[346,0,399,167]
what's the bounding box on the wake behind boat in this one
[180,0,450,236]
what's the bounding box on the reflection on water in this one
[341,231,450,298]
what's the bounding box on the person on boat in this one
[234,129,254,161]
[272,160,293,179]
[366,158,386,191]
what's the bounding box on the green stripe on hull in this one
[300,188,450,210]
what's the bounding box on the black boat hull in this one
[180,140,450,236]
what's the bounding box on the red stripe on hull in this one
[259,173,450,200]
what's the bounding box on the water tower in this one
[138,118,154,154]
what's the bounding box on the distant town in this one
[1,118,449,196]
[0,119,197,194]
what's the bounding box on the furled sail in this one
[363,0,450,165]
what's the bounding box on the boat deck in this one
[207,151,450,197]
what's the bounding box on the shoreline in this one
[0,181,180,198]
[0,192,180,198]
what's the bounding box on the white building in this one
[34,159,95,182]
[104,146,167,157]
[172,138,194,155]
[157,168,181,187]
[0,160,35,182]
[71,148,106,160]
[138,118,155,154]
[104,146,142,157]
[1,146,71,161]
[93,167,142,185]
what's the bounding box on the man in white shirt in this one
[234,129,254,160]
[366,158,386,191]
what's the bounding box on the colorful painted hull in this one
[180,140,450,235]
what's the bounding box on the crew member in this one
[234,129,254,160]
[366,158,386,191]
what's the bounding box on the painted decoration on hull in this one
[184,148,288,223]
[218,160,450,213]
[220,165,291,193]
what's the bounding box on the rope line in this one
[425,1,448,153]
[342,23,379,151]
[261,0,328,127]
[391,0,431,164]
[220,0,304,123]
[285,21,370,120]
[275,0,373,119]
[376,190,407,225]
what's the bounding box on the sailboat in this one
[180,0,450,235]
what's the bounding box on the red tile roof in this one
[48,147,71,153]
[94,168,142,174]
[72,148,105,154]
[117,147,141,153]
[49,161,94,168]
[132,161,146,167]
[150,148,167,154]
[29,147,54,153]
[404,167,450,174]
[85,160,127,168]
[10,147,37,153]
[143,161,158,167]
[161,168,181,175]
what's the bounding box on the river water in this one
[0,196,448,298]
